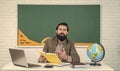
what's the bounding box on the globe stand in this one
[90,62,101,66]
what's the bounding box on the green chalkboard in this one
[18,5,100,43]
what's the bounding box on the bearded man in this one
[38,23,80,63]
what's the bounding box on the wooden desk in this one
[1,62,113,71]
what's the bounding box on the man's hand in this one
[60,48,68,60]
[38,55,46,63]
[56,48,68,60]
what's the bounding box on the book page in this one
[40,51,62,64]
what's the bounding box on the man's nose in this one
[61,30,64,33]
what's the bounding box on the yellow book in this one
[39,51,62,64]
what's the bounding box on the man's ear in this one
[66,32,68,35]
[67,31,68,34]
[56,30,57,33]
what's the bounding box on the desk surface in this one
[1,62,113,71]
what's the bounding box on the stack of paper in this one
[71,63,85,68]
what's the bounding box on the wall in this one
[0,0,120,71]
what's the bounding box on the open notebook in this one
[39,51,62,64]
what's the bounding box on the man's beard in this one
[56,33,67,41]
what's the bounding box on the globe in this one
[87,43,105,66]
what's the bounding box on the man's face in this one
[56,25,68,37]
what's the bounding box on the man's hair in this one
[56,23,69,31]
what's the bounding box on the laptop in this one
[9,48,41,68]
